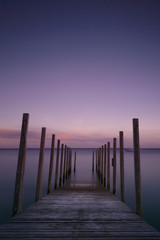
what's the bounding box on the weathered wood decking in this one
[0,184,160,239]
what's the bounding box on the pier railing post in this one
[113,138,116,194]
[133,118,142,216]
[54,140,60,189]
[35,127,46,202]
[47,134,55,194]
[107,142,110,191]
[119,131,125,202]
[12,113,29,216]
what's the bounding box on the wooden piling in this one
[104,144,106,187]
[113,138,116,194]
[66,147,69,179]
[59,144,64,186]
[70,148,72,174]
[101,146,103,183]
[63,145,67,184]
[92,151,94,172]
[12,113,29,216]
[54,140,60,189]
[133,118,142,216]
[35,127,46,202]
[96,149,98,172]
[107,142,110,191]
[120,131,125,202]
[74,152,76,172]
[98,148,100,178]
[47,134,55,194]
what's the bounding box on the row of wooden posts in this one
[12,114,141,218]
[92,119,142,217]
[12,113,77,216]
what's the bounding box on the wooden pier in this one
[1,183,160,239]
[0,114,160,239]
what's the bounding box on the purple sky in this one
[0,0,160,148]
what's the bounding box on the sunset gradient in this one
[0,0,160,148]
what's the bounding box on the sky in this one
[0,0,160,148]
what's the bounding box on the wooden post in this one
[133,118,142,216]
[66,147,69,179]
[47,134,55,194]
[54,139,60,189]
[97,149,100,177]
[63,145,67,184]
[92,151,94,172]
[70,148,72,174]
[99,148,101,181]
[35,127,46,202]
[120,131,125,202]
[74,152,76,172]
[107,142,110,191]
[96,149,98,172]
[104,144,106,187]
[101,145,103,184]
[113,138,116,194]
[59,144,64,186]
[12,113,29,216]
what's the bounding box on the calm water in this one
[0,148,160,232]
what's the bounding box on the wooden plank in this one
[1,185,160,239]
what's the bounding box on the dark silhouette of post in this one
[74,152,76,173]
[47,134,55,194]
[63,145,67,184]
[133,118,142,216]
[69,148,72,174]
[101,146,103,184]
[107,142,110,191]
[54,140,60,189]
[119,131,125,202]
[35,127,46,202]
[66,147,69,179]
[12,113,29,216]
[96,149,98,172]
[92,151,94,172]
[104,144,106,187]
[59,144,64,186]
[113,138,116,194]
[98,148,100,178]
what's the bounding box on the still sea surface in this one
[0,148,160,232]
